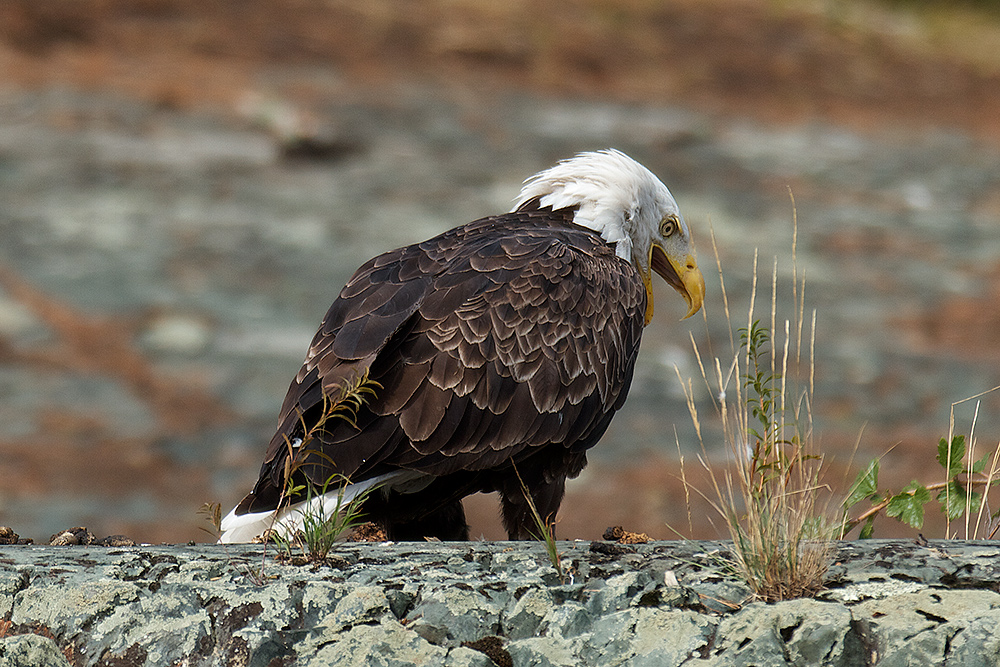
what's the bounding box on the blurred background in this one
[1,0,999,543]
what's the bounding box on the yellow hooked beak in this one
[643,243,705,325]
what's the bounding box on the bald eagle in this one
[219,149,704,543]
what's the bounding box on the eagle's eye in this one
[659,216,678,237]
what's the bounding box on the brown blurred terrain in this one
[0,0,999,543]
[3,0,1000,135]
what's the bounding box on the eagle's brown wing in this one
[235,203,646,516]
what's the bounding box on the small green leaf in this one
[859,515,876,539]
[936,435,966,479]
[845,460,880,509]
[885,481,931,529]
[971,452,989,476]
[937,480,964,521]
[967,490,982,517]
[937,480,982,520]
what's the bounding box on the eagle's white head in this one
[514,149,705,323]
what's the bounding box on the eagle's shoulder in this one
[316,205,628,355]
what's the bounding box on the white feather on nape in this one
[512,149,671,261]
[217,472,404,544]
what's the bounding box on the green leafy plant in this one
[739,319,820,497]
[842,434,1000,539]
[725,317,830,601]
[272,472,377,563]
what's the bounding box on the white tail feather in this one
[217,471,422,543]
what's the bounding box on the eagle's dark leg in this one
[384,500,470,541]
[362,490,471,541]
[499,475,566,540]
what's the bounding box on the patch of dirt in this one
[602,525,652,544]
[462,636,513,667]
[349,522,389,542]
[0,527,30,545]
[46,526,136,546]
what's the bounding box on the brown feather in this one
[399,379,451,443]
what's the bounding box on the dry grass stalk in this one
[945,386,1000,540]
[677,211,833,602]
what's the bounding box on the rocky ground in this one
[0,0,999,543]
[2,539,1000,666]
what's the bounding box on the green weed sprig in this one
[272,370,382,562]
[513,465,566,583]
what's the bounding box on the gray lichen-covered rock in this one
[0,634,72,667]
[584,608,716,665]
[504,587,553,639]
[405,581,505,645]
[852,589,1000,667]
[304,619,491,667]
[704,599,862,666]
[1,540,1000,666]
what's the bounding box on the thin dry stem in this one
[677,228,832,601]
[674,426,694,536]
[946,385,1000,539]
[770,258,778,396]
[788,187,804,369]
[708,222,735,355]
[966,400,980,538]
[987,442,1000,539]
